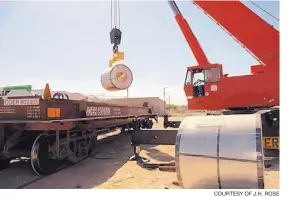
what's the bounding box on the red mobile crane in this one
[183,1,279,111]
[109,0,279,151]
[165,0,279,111]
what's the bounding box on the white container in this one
[175,114,265,189]
[101,64,133,91]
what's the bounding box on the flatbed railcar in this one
[0,92,157,175]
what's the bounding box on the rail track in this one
[0,128,129,189]
[16,162,69,189]
[0,152,85,189]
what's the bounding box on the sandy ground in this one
[0,117,279,189]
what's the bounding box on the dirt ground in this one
[0,117,279,189]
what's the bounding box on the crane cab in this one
[184,64,223,110]
[184,62,279,111]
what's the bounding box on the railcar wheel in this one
[30,134,60,175]
[0,159,11,170]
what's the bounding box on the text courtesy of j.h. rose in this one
[213,190,279,197]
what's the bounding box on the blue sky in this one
[0,0,279,105]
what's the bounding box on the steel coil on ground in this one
[175,114,265,189]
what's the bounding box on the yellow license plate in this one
[263,137,279,150]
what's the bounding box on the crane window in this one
[204,67,221,83]
[192,69,205,97]
[185,70,192,85]
[193,69,204,86]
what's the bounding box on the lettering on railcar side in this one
[112,107,122,115]
[26,106,41,119]
[0,107,15,114]
[97,107,111,116]
[86,106,111,116]
[3,98,40,106]
[86,106,98,116]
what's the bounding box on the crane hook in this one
[110,27,122,53]
[109,0,124,67]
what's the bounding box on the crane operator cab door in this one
[184,65,222,109]
[192,68,205,97]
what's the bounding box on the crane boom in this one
[192,0,279,67]
[168,1,210,65]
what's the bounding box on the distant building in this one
[103,97,165,116]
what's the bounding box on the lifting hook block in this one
[109,51,124,67]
